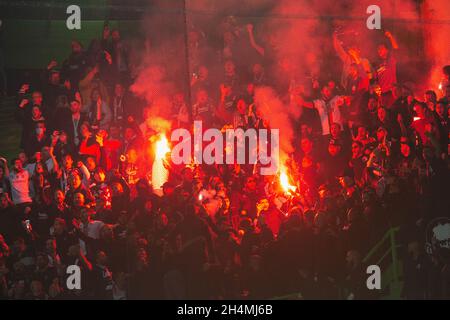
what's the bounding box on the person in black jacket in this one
[24,121,51,159]
[90,250,114,299]
[59,99,88,147]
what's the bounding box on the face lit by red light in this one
[301,124,312,137]
[328,144,341,157]
[376,128,387,141]
[54,189,65,204]
[71,41,82,54]
[112,30,120,42]
[414,103,425,118]
[35,162,45,174]
[114,84,124,97]
[70,174,82,190]
[80,123,90,138]
[330,123,341,138]
[301,138,313,154]
[328,80,336,91]
[400,143,411,158]
[127,149,138,164]
[124,128,135,141]
[224,60,235,75]
[32,106,42,119]
[301,156,313,168]
[32,92,43,105]
[70,100,81,114]
[436,103,445,117]
[14,159,23,172]
[196,90,208,104]
[86,157,96,171]
[245,176,257,191]
[393,86,402,98]
[247,83,255,95]
[252,63,263,75]
[198,66,208,80]
[53,219,65,235]
[237,99,247,115]
[321,86,332,100]
[349,65,358,79]
[63,155,73,170]
[18,152,27,165]
[73,192,85,207]
[111,182,124,196]
[91,89,101,103]
[223,31,234,45]
[377,44,388,59]
[351,143,362,158]
[50,72,60,85]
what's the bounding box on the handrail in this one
[363,226,400,263]
[363,226,402,298]
[270,226,403,300]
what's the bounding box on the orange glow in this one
[155,134,170,160]
[279,166,296,194]
[152,133,171,195]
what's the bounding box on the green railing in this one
[271,226,403,300]
[362,226,403,299]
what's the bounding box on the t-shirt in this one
[313,96,345,136]
[25,158,54,175]
[9,170,32,204]
[81,220,105,240]
[376,54,397,93]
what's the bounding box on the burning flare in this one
[155,134,170,160]
[152,134,170,196]
[279,166,296,194]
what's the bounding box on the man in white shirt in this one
[5,158,32,205]
[25,146,58,177]
[79,208,105,240]
[313,85,346,136]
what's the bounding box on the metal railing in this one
[362,226,402,299]
[271,226,403,300]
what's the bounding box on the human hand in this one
[19,84,29,94]
[47,60,58,70]
[19,99,29,108]
[104,50,112,65]
[95,133,104,147]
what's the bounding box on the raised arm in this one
[48,146,60,175]
[294,94,314,109]
[246,24,265,57]
[75,245,92,271]
[333,32,349,62]
[77,162,91,187]
[79,64,99,90]
[384,31,399,50]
